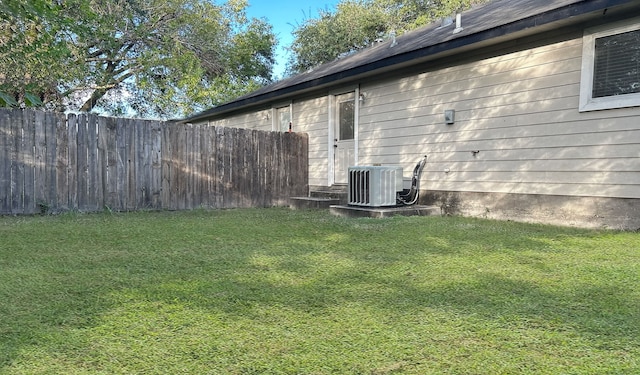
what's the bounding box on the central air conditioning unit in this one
[348,165,404,207]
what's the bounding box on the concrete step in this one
[289,185,348,209]
[309,185,348,205]
[290,196,340,210]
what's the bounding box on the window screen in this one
[593,29,640,98]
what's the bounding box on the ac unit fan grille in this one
[348,166,403,207]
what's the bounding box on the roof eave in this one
[182,0,630,123]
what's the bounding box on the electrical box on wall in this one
[444,109,455,124]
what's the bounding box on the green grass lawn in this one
[1,208,638,374]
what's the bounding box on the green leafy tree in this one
[1,0,275,118]
[70,0,276,117]
[287,0,489,74]
[287,1,386,74]
[0,0,81,108]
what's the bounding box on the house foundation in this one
[422,191,640,231]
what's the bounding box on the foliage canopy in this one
[1,0,276,118]
[287,0,490,75]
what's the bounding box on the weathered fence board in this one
[56,112,69,210]
[11,110,23,213]
[76,114,88,210]
[34,111,46,211]
[0,110,10,212]
[68,113,79,210]
[22,110,35,214]
[86,114,99,211]
[0,109,308,214]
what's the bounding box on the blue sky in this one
[244,0,341,79]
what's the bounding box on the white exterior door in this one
[333,92,356,184]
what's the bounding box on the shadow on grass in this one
[191,268,638,347]
[125,224,639,353]
[1,212,638,372]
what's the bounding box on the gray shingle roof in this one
[184,0,633,122]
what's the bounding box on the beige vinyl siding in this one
[196,109,272,131]
[358,33,640,199]
[293,96,329,187]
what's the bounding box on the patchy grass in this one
[0,208,638,374]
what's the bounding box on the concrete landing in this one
[329,204,440,218]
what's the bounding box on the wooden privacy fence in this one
[0,109,308,214]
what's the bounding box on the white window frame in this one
[272,101,292,132]
[579,18,640,112]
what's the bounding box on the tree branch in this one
[78,69,136,112]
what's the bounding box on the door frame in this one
[328,86,360,186]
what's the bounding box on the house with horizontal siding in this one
[183,0,640,229]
